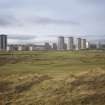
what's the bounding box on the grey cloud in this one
[0,13,79,27]
[28,17,80,25]
[0,14,18,27]
[8,35,36,40]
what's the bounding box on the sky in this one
[0,0,105,44]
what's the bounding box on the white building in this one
[58,36,65,50]
[76,38,82,50]
[67,37,74,50]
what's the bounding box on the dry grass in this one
[0,70,105,105]
[0,51,105,105]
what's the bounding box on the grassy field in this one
[0,50,105,105]
[0,50,105,75]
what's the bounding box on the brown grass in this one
[0,70,105,105]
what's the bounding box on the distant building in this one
[76,38,81,50]
[86,42,90,49]
[29,45,35,51]
[7,45,13,51]
[2,34,92,51]
[18,45,23,51]
[0,34,7,51]
[97,42,101,49]
[34,45,46,50]
[23,45,30,51]
[44,42,51,50]
[7,45,18,51]
[58,36,65,50]
[89,44,97,49]
[81,39,86,49]
[67,37,74,50]
[101,44,105,49]
[64,43,67,50]
[52,43,57,50]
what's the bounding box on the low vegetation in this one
[0,50,105,105]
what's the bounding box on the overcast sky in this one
[0,0,105,44]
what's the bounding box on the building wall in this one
[67,37,74,50]
[45,42,51,50]
[29,45,35,51]
[76,38,81,50]
[81,39,86,49]
[0,35,7,51]
[58,36,65,50]
[52,43,57,50]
